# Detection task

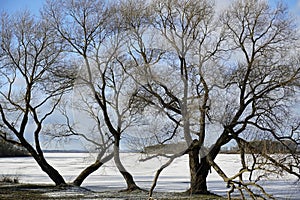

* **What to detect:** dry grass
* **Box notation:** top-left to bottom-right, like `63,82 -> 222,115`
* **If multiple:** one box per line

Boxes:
0,175 -> 19,184
0,183 -> 228,200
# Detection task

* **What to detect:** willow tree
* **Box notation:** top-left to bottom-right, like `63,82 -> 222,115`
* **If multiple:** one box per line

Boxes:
0,11 -> 74,185
44,0 -> 140,190
123,0 -> 225,194
124,0 -> 300,196
213,1 -> 300,197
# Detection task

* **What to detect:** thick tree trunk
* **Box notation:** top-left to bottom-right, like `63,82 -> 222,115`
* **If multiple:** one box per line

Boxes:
73,152 -> 114,186
187,132 -> 232,194
114,139 -> 140,191
34,155 -> 66,186
188,147 -> 211,194
20,137 -> 66,186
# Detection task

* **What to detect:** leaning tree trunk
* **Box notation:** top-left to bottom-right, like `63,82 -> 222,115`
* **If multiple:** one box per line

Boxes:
33,154 -> 66,186
113,138 -> 140,191
73,152 -> 114,186
21,139 -> 66,186
17,136 -> 66,186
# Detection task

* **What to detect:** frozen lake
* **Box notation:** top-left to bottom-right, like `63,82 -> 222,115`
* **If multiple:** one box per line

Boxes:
0,153 -> 299,199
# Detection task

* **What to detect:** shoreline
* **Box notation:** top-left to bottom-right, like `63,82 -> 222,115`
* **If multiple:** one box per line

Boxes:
0,183 -> 228,200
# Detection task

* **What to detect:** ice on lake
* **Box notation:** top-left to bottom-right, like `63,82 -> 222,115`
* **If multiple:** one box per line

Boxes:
0,153 -> 299,199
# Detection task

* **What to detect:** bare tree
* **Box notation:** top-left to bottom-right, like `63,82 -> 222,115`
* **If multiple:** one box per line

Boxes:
0,11 -> 75,185
208,1 -> 300,198
45,93 -> 114,187
122,0 -> 300,196
1,0 -> 298,197
123,0 -> 225,194
44,0 -> 141,190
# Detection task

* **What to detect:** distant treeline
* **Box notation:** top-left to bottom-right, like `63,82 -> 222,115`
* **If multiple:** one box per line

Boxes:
0,139 -> 29,157
245,140 -> 299,154
144,140 -> 299,155
143,142 -> 187,154
222,140 -> 299,154
43,150 -> 89,153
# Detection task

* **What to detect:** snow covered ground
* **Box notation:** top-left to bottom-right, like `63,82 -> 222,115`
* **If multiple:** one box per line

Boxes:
0,153 -> 299,199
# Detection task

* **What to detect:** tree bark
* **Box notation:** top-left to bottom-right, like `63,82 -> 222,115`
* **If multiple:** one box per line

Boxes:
114,139 -> 140,191
17,136 -> 66,186
34,155 -> 66,186
187,134 -> 231,195
73,152 -> 114,186
187,131 -> 233,194
188,145 -> 211,194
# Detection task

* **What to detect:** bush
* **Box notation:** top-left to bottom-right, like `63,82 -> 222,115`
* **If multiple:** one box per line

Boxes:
0,175 -> 19,184
0,139 -> 29,157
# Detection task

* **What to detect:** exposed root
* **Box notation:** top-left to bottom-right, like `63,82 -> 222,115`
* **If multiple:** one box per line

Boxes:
184,189 -> 220,196
119,186 -> 147,192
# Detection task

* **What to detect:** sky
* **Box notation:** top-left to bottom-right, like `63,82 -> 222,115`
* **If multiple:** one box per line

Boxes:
0,0 -> 44,16
1,0 -> 300,15
1,0 -> 300,21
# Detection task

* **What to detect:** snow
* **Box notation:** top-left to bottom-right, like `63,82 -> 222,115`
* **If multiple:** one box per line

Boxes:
0,153 -> 299,199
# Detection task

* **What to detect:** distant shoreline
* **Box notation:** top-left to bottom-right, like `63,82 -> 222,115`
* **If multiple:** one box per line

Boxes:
43,150 -> 90,153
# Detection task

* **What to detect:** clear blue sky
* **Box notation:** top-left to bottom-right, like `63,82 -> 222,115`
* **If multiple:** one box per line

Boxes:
1,0 -> 300,16
0,0 -> 44,16
281,0 -> 300,15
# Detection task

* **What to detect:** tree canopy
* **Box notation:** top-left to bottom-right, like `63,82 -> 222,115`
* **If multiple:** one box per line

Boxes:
0,0 -> 299,199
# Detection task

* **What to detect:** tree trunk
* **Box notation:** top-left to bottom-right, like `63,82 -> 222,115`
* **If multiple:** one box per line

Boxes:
20,137 -> 66,186
73,152 -> 114,186
34,155 -> 66,186
114,139 -> 140,191
187,132 -> 232,194
188,146 -> 211,194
